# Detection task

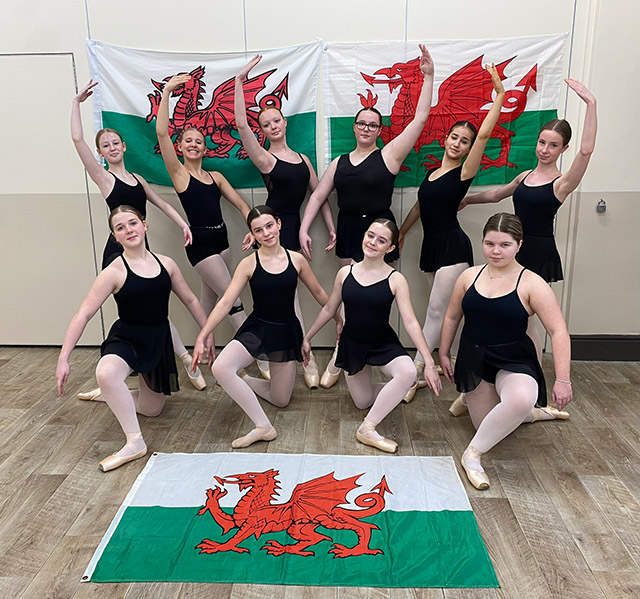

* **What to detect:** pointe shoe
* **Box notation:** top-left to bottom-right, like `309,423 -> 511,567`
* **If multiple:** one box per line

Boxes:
99,447 -> 147,472
257,361 -> 271,381
232,426 -> 277,449
531,406 -> 570,422
402,382 -> 418,404
179,352 -> 207,391
303,363 -> 320,389
320,367 -> 341,389
461,445 -> 490,490
77,387 -> 102,401
449,394 -> 468,417
356,419 -> 398,453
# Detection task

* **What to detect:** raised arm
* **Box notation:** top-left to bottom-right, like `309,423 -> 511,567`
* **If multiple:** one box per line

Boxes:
556,79 -> 597,201
439,269 -> 472,382
391,273 -> 441,395
398,200 -> 421,253
136,175 -> 192,246
526,275 -> 572,410
299,157 -> 339,260
56,269 -> 120,395
156,75 -> 191,189
461,64 -> 506,180
234,55 -> 275,173
381,44 -> 434,172
71,80 -> 113,194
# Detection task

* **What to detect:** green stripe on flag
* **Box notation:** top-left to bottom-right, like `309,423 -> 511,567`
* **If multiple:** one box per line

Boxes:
102,112 -> 317,189
329,109 -> 557,187
90,506 -> 498,588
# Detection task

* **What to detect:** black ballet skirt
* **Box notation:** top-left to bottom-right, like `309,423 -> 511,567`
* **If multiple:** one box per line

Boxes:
101,254 -> 178,395
336,266 -> 408,375
233,249 -> 304,362
454,266 -> 547,406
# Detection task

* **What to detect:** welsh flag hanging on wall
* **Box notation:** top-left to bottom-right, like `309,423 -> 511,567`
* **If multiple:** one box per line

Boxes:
86,40 -> 323,188
83,453 -> 498,588
323,34 -> 568,186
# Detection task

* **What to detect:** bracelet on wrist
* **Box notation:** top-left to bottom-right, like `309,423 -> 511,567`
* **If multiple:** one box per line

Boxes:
555,379 -> 572,385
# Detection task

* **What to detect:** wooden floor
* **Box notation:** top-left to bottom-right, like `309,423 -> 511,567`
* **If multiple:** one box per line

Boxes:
0,346 -> 638,599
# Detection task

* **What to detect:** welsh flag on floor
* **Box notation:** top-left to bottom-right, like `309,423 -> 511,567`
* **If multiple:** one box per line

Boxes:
83,453 -> 498,588
323,34 -> 567,186
86,40 -> 322,188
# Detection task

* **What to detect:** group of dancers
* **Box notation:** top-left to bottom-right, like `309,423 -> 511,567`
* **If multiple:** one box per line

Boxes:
55,46 -> 597,491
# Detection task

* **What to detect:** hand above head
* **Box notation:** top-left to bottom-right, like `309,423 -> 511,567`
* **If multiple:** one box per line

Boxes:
565,78 -> 596,105
75,80 -> 99,103
237,55 -> 262,80
485,63 -> 505,95
418,44 -> 434,77
165,74 -> 191,94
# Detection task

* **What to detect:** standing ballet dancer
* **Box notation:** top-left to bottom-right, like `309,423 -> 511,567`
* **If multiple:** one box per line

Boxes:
56,206 -> 214,471
156,74 -> 270,379
234,55 -> 335,388
440,213 -> 571,489
302,219 -> 442,453
71,80 -> 207,394
192,206 -> 340,449
298,44 -> 435,388
398,64 -> 505,398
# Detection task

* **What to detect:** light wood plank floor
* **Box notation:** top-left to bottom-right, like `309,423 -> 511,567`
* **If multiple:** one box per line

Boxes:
0,347 -> 638,599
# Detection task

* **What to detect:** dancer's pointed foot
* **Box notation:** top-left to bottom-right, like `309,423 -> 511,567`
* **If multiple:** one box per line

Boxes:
303,354 -> 320,389
356,418 -> 397,453
99,433 -> 147,472
461,445 -> 490,490
320,347 -> 341,388
77,387 -> 103,401
402,382 -> 418,404
530,406 -> 570,422
232,426 -> 277,449
179,351 -> 207,390
449,394 -> 468,416
257,360 -> 271,381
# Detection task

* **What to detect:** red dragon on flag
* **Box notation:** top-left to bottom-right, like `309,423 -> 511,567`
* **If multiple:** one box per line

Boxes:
359,55 -> 538,171
146,65 -> 289,159
196,469 -> 391,557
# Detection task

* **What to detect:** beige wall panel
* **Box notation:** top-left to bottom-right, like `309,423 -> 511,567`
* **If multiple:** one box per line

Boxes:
567,191 -> 640,335
0,194 -> 102,344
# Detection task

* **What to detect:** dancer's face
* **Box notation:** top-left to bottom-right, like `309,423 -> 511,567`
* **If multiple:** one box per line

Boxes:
97,132 -> 126,163
259,109 -> 287,141
482,230 -> 521,266
536,130 -> 567,165
179,129 -> 206,159
250,214 -> 281,247
362,222 -> 395,258
111,211 -> 147,247
353,110 -> 381,146
444,126 -> 473,160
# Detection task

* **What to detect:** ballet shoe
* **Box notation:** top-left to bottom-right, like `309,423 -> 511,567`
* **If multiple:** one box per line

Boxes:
77,387 -> 102,401
303,363 -> 320,390
99,447 -> 147,472
531,406 -> 570,422
232,426 -> 277,449
461,445 -> 490,490
257,361 -> 271,381
179,352 -> 207,391
449,394 -> 468,417
402,382 -> 418,404
356,419 -> 398,453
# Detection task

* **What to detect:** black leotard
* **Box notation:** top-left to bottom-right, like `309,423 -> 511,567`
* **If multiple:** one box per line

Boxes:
262,154 -> 310,251
512,172 -> 563,282
100,254 -> 178,395
335,266 -> 408,375
418,165 -> 474,272
454,265 -> 546,406
102,173 -> 149,268
233,249 -> 303,362
177,173 -> 229,267
334,150 -> 399,262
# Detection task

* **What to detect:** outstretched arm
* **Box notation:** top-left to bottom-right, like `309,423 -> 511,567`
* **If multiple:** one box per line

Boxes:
556,79 -> 597,201
382,44 -> 434,172
461,64 -> 506,180
392,273 -> 441,395
136,176 -> 192,246
156,75 -> 191,189
212,172 -> 251,222
299,157 -> 339,260
56,269 -> 119,395
71,80 -> 114,194
234,55 -> 276,173
459,173 -> 524,209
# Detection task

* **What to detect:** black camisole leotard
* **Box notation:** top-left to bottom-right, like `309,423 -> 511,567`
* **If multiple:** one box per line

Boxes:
100,253 -> 178,395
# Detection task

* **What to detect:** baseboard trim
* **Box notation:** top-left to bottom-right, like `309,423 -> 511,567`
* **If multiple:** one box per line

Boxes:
570,335 -> 640,361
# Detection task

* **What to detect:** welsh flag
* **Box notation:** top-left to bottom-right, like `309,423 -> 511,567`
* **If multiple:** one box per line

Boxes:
323,34 -> 568,186
86,40 -> 323,188
83,453 -> 498,588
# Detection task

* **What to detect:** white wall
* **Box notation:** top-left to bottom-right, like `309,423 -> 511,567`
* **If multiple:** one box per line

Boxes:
1,0 -> 638,346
